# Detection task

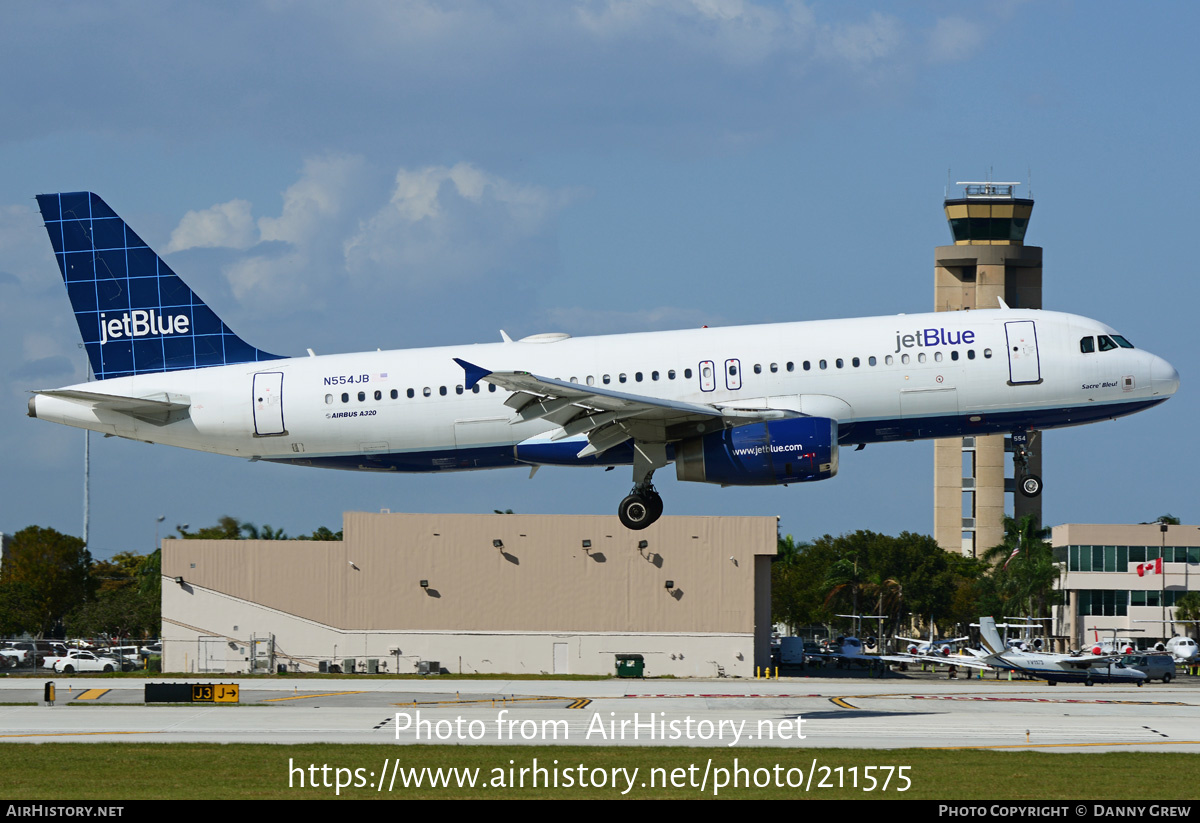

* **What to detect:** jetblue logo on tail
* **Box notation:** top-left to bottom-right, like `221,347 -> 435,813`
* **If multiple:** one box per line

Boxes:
99,311 -> 191,345
37,192 -> 282,379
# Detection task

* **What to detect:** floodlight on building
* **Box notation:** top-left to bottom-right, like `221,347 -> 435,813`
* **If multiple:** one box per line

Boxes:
173,576 -> 184,585
581,539 -> 591,549
493,539 -> 504,549
665,580 -> 675,591
638,540 -> 648,550
419,580 -> 429,588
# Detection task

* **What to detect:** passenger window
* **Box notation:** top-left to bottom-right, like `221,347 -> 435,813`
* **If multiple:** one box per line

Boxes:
472,385 -> 480,393
423,387 -> 431,397
803,361 -> 811,371
951,351 -> 959,361
586,375 -> 595,386
819,360 -> 827,370
852,357 -> 860,368
635,372 -> 643,382
868,356 -> 877,366
603,374 -> 611,384
753,364 -> 762,374
651,371 -> 659,381
684,368 -> 693,378
357,391 -> 366,402
728,364 -> 737,376
439,386 -> 447,396
917,353 -> 926,363
456,385 -> 464,394
901,354 -> 910,364
407,388 -> 415,398
341,393 -> 350,403
668,370 -> 676,380
934,352 -> 943,362
619,373 -> 627,383
488,384 -> 496,392
836,358 -> 844,369
885,355 -> 893,365
1080,336 -> 1095,354
390,389 -> 398,399
786,362 -> 794,372
967,350 -> 976,360
770,363 -> 778,373
983,348 -> 992,358
325,394 -> 333,404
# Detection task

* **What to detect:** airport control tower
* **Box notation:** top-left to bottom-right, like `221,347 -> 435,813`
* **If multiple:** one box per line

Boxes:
934,182 -> 1043,556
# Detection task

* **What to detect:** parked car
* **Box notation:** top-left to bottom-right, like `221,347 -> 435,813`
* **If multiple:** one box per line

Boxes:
1123,653 -> 1176,683
45,650 -> 122,673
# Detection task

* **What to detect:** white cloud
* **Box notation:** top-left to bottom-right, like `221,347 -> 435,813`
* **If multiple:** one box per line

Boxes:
925,17 -> 984,64
344,163 -> 577,289
166,199 -> 257,253
258,155 -> 367,246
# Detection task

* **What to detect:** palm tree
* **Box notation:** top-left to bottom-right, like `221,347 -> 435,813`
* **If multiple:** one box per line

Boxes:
981,515 -> 1062,619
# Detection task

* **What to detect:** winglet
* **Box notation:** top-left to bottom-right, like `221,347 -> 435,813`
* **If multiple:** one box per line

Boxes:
454,358 -> 491,390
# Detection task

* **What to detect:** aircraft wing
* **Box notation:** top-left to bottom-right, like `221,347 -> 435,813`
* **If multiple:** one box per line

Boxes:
31,389 -> 191,426
454,358 -> 799,457
1058,654 -> 1123,670
881,653 -> 994,671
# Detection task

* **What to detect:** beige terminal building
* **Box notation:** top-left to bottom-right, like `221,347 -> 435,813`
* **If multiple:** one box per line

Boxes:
162,512 -> 777,677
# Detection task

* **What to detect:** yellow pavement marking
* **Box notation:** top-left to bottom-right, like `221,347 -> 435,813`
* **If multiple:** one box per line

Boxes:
0,731 -> 163,739
568,698 -> 592,709
925,740 -> 1200,750
261,691 -> 367,702
73,689 -> 110,701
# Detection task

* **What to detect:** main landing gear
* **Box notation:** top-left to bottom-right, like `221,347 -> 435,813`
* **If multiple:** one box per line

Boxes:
618,442 -> 669,530
1012,430 -> 1042,498
618,485 -> 663,531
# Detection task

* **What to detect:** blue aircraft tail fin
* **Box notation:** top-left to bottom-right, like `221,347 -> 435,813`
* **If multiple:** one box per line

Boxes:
36,192 -> 283,380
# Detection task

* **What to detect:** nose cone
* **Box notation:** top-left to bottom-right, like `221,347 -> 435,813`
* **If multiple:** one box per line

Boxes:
1151,355 -> 1180,397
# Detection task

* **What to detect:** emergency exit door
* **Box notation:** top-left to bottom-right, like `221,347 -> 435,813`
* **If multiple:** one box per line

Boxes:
1004,321 -> 1042,385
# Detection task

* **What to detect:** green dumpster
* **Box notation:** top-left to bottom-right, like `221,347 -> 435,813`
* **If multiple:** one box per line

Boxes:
615,654 -> 645,678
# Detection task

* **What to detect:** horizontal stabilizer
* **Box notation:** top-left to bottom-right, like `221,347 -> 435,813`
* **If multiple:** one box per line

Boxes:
32,388 -> 191,426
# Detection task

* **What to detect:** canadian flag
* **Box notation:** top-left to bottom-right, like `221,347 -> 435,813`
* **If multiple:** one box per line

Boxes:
1136,557 -> 1163,577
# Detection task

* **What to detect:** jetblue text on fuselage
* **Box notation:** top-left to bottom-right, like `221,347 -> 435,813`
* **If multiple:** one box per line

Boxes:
894,327 -> 976,354
98,310 -> 190,345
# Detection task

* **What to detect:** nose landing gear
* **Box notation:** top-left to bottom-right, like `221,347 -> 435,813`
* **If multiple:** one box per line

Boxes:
1012,430 -> 1042,498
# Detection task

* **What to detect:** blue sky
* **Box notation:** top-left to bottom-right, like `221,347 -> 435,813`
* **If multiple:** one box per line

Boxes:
1,1 -> 1196,558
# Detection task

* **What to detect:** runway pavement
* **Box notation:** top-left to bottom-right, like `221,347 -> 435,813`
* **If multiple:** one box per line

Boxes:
1,672 -> 1197,751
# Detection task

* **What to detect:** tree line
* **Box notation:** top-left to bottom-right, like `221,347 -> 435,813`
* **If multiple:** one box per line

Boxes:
0,518 -> 343,640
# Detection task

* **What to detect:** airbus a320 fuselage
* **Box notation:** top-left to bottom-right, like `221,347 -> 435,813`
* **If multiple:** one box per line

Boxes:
27,193 -> 1179,529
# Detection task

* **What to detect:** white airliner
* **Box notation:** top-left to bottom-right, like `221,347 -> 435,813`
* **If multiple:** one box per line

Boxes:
27,193 -> 1180,529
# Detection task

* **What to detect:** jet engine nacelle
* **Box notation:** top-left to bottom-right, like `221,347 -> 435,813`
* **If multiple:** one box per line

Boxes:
674,416 -> 838,486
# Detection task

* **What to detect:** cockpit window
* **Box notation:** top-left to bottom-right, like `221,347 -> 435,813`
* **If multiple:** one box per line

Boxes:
1097,335 -> 1118,352
1112,334 -> 1134,349
1080,336 -> 1095,353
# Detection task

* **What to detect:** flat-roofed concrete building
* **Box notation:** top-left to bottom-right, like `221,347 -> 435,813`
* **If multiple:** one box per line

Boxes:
162,512 -> 778,677
1052,522 -> 1199,647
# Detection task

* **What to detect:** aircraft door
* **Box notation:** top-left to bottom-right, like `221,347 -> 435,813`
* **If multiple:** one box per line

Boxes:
725,358 -> 742,391
1004,321 -> 1042,385
252,371 -> 286,436
699,360 -> 716,392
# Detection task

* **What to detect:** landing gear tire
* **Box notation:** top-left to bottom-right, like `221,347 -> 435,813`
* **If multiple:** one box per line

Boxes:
645,489 -> 664,522
619,493 -> 656,530
1019,474 -> 1042,498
